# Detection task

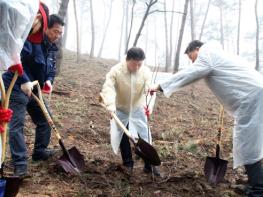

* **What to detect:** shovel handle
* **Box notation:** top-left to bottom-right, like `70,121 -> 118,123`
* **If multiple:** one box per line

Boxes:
99,94 -> 134,142
110,112 -> 133,140
31,81 -> 62,141
0,71 -> 18,165
215,105 -> 224,159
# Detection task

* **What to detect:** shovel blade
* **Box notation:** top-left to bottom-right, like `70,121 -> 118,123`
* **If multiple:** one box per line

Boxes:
204,156 -> 228,184
2,176 -> 21,197
135,138 -> 161,166
57,146 -> 85,175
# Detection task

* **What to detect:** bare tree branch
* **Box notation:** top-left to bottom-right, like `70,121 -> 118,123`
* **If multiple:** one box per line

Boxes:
148,9 -> 186,15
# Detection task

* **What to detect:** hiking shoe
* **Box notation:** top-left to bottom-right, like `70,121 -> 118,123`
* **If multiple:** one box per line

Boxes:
32,149 -> 55,161
14,165 -> 28,178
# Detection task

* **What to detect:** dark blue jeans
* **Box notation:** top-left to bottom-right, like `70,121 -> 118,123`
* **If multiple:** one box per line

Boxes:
8,90 -> 51,167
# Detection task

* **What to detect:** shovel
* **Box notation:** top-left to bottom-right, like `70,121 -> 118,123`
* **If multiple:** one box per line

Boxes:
100,95 -> 161,166
0,71 -> 22,197
204,106 -> 228,185
31,81 -> 85,175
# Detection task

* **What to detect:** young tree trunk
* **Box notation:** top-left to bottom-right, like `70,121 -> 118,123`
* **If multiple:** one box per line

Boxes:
97,0 -> 114,58
89,0 -> 95,58
73,0 -> 80,62
255,0 -> 259,70
56,0 -> 70,75
154,16 -> 158,69
125,0 -> 136,53
219,6 -> 224,49
190,0 -> 195,40
124,0 -> 130,53
199,0 -> 211,40
164,0 -> 170,71
133,0 -> 158,47
237,0 -> 241,55
144,20 -> 149,65
118,0 -> 126,60
169,0 -> 176,69
174,0 -> 190,73
62,15 -> 69,48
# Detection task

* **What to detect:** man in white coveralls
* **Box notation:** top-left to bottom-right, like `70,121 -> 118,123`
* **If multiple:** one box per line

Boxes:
151,40 -> 263,197
100,47 -> 160,177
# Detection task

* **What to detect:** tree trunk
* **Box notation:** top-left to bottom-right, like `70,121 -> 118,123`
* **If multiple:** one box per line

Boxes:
190,0 -> 195,40
199,0 -> 210,40
219,6 -> 224,49
174,0 -> 189,73
62,15 -> 69,48
255,0 -> 259,70
73,0 -> 80,62
237,0 -> 241,55
144,20 -> 149,65
89,0 -> 95,58
125,0 -> 136,53
133,0 -> 158,47
124,0 -> 130,53
118,0 -> 126,60
98,0 -> 114,58
169,0 -> 176,69
164,0 -> 169,71
56,0 -> 70,75
154,16 -> 158,69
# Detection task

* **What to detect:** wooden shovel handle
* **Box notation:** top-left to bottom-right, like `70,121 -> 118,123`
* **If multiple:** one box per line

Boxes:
99,94 -> 134,142
217,105 -> 224,144
0,71 -> 18,164
31,81 -> 62,140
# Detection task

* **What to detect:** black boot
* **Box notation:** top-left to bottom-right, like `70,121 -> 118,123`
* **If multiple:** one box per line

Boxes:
245,160 -> 263,197
144,163 -> 161,177
32,148 -> 54,161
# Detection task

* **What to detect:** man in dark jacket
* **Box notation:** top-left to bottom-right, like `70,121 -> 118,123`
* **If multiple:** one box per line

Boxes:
2,14 -> 64,177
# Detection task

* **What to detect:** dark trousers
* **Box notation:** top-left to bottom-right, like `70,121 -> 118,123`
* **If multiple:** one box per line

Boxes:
8,90 -> 51,166
245,160 -> 263,197
119,124 -> 150,169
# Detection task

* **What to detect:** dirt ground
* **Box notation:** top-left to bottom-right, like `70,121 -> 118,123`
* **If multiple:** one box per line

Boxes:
5,51 -> 248,196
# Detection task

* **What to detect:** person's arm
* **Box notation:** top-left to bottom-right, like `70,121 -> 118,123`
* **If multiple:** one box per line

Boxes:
42,46 -> 57,94
144,67 -> 156,115
16,41 -> 32,84
100,67 -> 117,112
45,46 -> 57,84
160,53 -> 212,97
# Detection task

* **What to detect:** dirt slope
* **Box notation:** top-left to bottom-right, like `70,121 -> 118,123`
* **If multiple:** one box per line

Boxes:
5,51 -> 246,196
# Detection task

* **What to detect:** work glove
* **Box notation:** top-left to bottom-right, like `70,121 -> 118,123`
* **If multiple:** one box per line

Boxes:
144,106 -> 150,118
8,63 -> 24,76
21,81 -> 33,97
0,107 -> 13,133
42,80 -> 52,94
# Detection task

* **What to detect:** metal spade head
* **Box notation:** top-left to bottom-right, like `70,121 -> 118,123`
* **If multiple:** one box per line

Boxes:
134,137 -> 161,166
204,144 -> 228,184
57,147 -> 85,175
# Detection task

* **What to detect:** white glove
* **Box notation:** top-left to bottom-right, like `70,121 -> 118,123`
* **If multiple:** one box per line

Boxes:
21,82 -> 33,97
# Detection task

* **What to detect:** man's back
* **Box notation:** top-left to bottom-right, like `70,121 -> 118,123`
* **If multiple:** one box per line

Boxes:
198,42 -> 263,114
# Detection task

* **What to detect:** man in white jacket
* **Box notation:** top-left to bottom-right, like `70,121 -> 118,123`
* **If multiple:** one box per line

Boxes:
101,47 -> 160,176
151,40 -> 263,196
